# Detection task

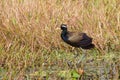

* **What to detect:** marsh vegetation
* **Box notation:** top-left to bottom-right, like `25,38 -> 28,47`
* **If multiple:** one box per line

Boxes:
0,0 -> 120,79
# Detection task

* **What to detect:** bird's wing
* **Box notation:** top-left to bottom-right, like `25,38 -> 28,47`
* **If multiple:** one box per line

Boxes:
67,32 -> 92,46
67,32 -> 84,43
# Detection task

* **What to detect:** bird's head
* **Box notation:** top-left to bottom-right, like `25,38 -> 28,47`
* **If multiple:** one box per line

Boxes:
60,24 -> 67,31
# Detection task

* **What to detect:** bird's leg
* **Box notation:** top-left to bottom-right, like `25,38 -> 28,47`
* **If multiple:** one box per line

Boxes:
67,48 -> 80,69
81,49 -> 87,60
74,49 -> 79,58
76,49 -> 87,68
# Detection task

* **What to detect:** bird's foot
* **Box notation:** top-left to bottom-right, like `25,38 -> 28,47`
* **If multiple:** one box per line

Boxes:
67,61 -> 74,69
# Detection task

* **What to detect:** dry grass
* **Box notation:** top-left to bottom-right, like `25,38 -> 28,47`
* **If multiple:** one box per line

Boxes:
0,0 -> 120,79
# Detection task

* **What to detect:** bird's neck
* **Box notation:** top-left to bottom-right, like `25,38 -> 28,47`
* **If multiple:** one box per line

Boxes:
62,30 -> 67,35
61,30 -> 68,41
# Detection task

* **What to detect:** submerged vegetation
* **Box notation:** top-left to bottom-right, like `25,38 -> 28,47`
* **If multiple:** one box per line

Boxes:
0,0 -> 120,79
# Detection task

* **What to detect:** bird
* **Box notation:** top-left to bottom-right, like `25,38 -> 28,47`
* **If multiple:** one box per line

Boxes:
60,24 -> 95,68
60,24 -> 95,49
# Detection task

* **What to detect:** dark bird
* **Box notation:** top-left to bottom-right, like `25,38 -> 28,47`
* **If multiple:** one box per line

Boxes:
60,24 -> 95,49
60,24 -> 95,68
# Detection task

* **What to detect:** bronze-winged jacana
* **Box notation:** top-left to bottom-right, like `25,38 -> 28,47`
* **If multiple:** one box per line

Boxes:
60,24 -> 94,49
60,24 -> 95,67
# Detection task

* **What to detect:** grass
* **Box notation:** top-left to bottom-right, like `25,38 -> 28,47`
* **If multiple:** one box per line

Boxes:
0,0 -> 120,79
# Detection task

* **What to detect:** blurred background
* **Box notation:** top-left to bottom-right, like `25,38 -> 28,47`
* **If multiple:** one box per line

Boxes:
0,0 -> 120,80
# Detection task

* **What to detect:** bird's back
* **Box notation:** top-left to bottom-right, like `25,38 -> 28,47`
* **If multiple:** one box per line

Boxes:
61,31 -> 94,49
